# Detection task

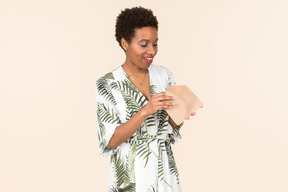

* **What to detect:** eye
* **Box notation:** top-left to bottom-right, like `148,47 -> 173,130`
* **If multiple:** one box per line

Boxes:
153,43 -> 158,47
140,44 -> 147,47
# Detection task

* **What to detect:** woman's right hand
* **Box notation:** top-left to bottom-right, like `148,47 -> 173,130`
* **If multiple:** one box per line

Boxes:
108,92 -> 174,149
141,92 -> 175,117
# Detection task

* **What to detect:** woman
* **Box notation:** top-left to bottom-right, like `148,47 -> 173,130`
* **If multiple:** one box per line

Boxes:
95,7 -> 196,192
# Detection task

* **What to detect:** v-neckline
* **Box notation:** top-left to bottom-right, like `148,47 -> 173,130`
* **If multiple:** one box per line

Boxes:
120,65 -> 152,102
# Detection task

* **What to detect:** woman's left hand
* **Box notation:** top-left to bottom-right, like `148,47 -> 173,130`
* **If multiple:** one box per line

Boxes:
186,106 -> 203,120
186,112 -> 196,120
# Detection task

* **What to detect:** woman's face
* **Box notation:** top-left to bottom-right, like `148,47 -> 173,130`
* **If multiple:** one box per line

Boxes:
123,26 -> 158,70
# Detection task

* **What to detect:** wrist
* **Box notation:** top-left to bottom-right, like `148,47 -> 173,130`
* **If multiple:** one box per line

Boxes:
139,108 -> 149,118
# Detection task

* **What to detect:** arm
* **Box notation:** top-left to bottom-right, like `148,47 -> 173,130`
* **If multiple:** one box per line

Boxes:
169,111 -> 197,130
169,116 -> 178,129
108,108 -> 147,149
108,92 -> 175,149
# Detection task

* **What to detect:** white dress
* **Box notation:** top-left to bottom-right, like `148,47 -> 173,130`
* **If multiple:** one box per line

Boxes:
95,64 -> 183,192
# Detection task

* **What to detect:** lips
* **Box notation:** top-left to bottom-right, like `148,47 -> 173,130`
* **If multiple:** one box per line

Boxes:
143,57 -> 153,64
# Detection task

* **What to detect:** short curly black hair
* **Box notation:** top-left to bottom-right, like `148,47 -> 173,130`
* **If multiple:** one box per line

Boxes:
115,6 -> 158,49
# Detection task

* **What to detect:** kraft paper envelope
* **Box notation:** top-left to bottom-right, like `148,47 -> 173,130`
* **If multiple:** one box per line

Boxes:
165,85 -> 203,125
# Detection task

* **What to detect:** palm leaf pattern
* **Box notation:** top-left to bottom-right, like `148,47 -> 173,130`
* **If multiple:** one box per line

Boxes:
147,185 -> 157,192
96,73 -> 117,106
95,65 -> 182,191
167,144 -> 180,184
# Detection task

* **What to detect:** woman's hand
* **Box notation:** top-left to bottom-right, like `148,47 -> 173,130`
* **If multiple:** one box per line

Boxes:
186,112 -> 196,120
109,93 -> 174,149
185,106 -> 203,120
141,92 -> 175,117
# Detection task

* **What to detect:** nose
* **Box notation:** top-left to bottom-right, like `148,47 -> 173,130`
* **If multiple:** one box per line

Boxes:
146,45 -> 157,56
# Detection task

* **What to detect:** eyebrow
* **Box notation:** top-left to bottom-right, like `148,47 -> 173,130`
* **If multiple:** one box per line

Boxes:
139,38 -> 159,42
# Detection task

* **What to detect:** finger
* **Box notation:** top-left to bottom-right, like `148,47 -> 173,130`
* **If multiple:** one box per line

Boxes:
191,112 -> 196,116
155,102 -> 176,110
154,105 -> 170,111
152,93 -> 171,98
155,96 -> 175,102
152,92 -> 175,101
162,105 -> 172,109
153,92 -> 166,97
154,101 -> 175,107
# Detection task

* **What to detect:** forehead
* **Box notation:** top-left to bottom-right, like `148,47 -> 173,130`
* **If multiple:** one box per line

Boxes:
133,27 -> 158,41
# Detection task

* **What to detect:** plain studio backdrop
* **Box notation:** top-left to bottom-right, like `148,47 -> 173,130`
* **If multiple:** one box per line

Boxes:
0,0 -> 287,191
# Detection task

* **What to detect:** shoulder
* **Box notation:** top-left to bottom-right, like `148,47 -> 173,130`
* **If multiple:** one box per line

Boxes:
96,67 -> 120,82
95,67 -> 121,101
95,73 -> 113,95
149,64 -> 173,76
96,66 -> 122,87
149,64 -> 176,86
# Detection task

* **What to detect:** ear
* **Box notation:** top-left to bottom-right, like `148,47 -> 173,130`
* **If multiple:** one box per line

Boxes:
121,38 -> 128,51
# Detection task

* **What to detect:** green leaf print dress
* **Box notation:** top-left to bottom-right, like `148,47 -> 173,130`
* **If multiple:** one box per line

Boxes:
95,64 -> 183,192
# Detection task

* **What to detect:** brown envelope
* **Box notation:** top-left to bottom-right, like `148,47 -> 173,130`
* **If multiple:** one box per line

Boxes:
165,85 -> 203,125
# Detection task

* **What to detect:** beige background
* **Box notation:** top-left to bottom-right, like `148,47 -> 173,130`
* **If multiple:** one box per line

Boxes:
1,0 -> 288,191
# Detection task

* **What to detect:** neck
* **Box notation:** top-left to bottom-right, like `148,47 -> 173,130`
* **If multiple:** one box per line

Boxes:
122,61 -> 147,75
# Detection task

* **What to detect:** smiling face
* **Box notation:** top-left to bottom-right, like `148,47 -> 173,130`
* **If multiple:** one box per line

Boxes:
122,26 -> 158,70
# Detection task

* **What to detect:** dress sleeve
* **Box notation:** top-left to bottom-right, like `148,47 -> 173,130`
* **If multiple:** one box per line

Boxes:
95,77 -> 121,156
166,68 -> 183,144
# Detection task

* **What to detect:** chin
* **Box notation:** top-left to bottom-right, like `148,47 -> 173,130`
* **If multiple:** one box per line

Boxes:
143,62 -> 151,69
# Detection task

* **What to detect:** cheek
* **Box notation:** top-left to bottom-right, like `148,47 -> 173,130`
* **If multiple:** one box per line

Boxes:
155,47 -> 158,54
130,45 -> 144,58
134,49 -> 145,58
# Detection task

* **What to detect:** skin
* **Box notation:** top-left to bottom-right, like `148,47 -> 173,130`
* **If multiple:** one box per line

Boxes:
108,26 -> 199,149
